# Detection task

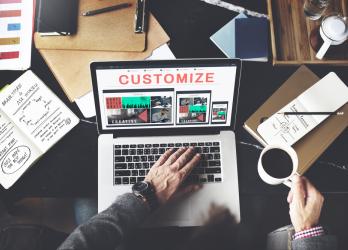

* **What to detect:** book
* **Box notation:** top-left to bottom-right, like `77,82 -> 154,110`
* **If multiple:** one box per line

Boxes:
244,66 -> 348,175
34,0 -> 146,52
36,0 -> 78,36
257,72 -> 348,145
210,13 -> 247,58
36,14 -> 170,102
0,71 -> 79,189
235,17 -> 268,61
0,0 -> 34,70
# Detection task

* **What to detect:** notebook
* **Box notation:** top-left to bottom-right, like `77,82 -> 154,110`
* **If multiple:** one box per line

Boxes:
244,66 -> 348,175
210,13 -> 247,58
34,0 -> 146,52
0,71 -> 79,189
36,0 -> 78,36
235,17 -> 268,61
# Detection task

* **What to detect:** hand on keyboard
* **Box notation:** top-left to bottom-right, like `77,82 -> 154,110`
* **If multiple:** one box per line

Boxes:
145,147 -> 201,205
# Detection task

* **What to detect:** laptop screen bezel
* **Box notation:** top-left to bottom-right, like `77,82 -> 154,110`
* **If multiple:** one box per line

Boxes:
90,58 -> 241,137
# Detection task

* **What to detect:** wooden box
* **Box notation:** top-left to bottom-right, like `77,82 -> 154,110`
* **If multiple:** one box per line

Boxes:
267,0 -> 348,65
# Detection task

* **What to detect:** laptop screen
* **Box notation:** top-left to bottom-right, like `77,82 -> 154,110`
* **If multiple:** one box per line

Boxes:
91,59 -> 240,132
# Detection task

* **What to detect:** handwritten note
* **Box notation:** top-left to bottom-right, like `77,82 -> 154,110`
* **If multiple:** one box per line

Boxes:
0,70 -> 79,189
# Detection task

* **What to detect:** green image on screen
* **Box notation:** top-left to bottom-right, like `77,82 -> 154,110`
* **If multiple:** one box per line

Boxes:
122,96 -> 150,109
189,105 -> 207,113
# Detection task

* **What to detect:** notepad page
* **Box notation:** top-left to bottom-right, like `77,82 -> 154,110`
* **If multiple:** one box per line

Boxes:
0,71 -> 79,152
257,72 -> 348,146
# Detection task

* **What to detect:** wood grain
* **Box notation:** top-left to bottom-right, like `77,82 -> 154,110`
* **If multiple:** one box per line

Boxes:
268,0 -> 348,65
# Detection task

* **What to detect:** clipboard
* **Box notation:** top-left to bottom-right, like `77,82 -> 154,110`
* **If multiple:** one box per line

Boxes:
34,0 -> 146,52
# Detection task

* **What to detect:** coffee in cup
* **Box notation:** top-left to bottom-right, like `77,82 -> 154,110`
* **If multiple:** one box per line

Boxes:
258,144 -> 298,187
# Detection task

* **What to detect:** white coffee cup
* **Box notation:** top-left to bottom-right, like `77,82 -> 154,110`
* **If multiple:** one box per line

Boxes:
258,144 -> 299,187
316,14 -> 348,59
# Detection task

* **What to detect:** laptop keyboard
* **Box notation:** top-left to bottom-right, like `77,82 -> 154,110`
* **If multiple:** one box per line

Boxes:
113,142 -> 222,185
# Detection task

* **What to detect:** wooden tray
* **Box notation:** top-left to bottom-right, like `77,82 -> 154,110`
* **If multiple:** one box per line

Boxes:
267,0 -> 348,65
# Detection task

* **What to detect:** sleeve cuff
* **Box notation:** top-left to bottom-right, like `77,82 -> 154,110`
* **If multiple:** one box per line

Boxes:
292,226 -> 325,240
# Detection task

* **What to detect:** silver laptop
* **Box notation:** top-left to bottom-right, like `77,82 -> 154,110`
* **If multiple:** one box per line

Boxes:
91,59 -> 241,227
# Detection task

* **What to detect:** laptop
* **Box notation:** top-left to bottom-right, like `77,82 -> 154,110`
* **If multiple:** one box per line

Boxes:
91,59 -> 241,227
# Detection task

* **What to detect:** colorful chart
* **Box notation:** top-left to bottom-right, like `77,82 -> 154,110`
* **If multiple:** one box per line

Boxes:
0,0 -> 33,70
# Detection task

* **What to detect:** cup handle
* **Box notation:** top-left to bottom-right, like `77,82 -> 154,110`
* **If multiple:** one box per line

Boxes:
283,173 -> 300,188
316,40 -> 332,59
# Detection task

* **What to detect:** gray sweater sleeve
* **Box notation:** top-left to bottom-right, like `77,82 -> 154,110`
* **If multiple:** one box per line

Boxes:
58,193 -> 150,250
292,235 -> 338,250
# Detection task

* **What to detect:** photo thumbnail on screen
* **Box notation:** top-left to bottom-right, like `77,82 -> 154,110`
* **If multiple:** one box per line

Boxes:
177,91 -> 210,124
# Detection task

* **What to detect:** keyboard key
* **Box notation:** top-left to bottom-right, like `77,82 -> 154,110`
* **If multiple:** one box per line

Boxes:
203,147 -> 209,153
150,162 -> 155,167
135,163 -> 142,169
145,144 -> 152,148
114,150 -> 121,155
210,147 -> 220,153
130,177 -> 137,184
214,154 -> 220,159
122,149 -> 129,155
207,175 -> 214,182
137,149 -> 143,155
115,156 -> 125,162
159,148 -> 165,154
205,142 -> 212,146
137,144 -> 144,148
205,168 -> 221,174
137,177 -> 145,182
146,170 -> 150,175
129,149 -> 136,155
160,144 -> 167,147
130,144 -> 137,148
141,156 -> 147,162
198,142 -> 204,146
168,143 -> 174,147
151,148 -> 158,154
209,160 -> 221,167
143,163 -> 149,169
190,142 -> 197,146
128,163 -> 134,169
200,161 -> 208,167
132,170 -> 138,176
183,143 -> 189,146
144,149 -> 151,154
139,170 -> 146,176
115,170 -> 130,176
122,145 -> 129,148
114,178 -> 121,185
114,145 -> 121,148
155,155 -> 160,160
213,142 -> 220,146
122,177 -> 129,184
215,178 -> 222,182
148,155 -> 154,161
196,148 -> 202,153
152,144 -> 159,147
133,156 -> 140,162
126,156 -> 132,162
115,163 -> 127,169
175,143 -> 182,147
206,154 -> 213,160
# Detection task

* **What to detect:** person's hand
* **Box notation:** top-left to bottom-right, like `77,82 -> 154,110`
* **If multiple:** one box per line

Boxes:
145,147 -> 201,205
287,175 -> 324,232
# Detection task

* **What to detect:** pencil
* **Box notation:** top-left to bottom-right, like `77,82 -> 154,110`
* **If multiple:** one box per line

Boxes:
82,3 -> 132,16
277,111 -> 344,116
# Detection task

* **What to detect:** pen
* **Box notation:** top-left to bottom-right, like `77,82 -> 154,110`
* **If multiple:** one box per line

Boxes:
82,3 -> 132,17
277,111 -> 344,115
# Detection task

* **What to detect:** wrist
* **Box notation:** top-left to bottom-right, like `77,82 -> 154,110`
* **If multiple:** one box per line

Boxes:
132,181 -> 159,212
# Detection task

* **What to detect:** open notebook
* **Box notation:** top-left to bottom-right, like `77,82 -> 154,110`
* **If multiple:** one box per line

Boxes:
0,71 -> 79,189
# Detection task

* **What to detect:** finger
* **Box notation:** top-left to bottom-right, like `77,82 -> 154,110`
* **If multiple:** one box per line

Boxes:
287,190 -> 293,203
165,147 -> 187,165
303,177 -> 324,207
171,147 -> 195,171
178,153 -> 201,180
302,176 -> 319,196
172,184 -> 202,200
152,148 -> 174,168
290,175 -> 306,206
